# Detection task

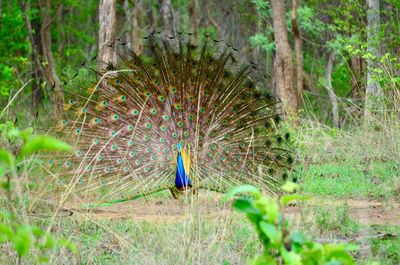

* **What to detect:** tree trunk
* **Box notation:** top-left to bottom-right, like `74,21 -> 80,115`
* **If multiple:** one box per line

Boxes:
31,8 -> 44,115
325,51 -> 339,127
122,0 -> 132,49
291,0 -> 303,106
187,0 -> 200,42
98,0 -> 117,71
131,0 -> 143,54
20,0 -> 46,116
21,0 -> 63,117
365,0 -> 383,119
146,1 -> 156,33
270,0 -> 298,116
348,56 -> 363,98
121,0 -> 143,55
159,0 -> 178,50
40,0 -> 64,119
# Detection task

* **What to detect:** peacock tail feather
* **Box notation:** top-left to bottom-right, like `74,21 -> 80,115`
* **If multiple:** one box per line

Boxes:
36,33 -> 293,205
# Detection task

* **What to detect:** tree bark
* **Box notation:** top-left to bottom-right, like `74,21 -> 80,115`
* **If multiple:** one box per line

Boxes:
291,0 -> 303,106
187,0 -> 200,42
40,0 -> 64,119
365,0 -> 383,119
270,0 -> 298,116
98,0 -> 117,71
121,0 -> 143,54
20,0 -> 63,117
348,56 -> 363,98
31,6 -> 44,115
131,0 -> 143,54
325,51 -> 339,127
146,1 -> 156,33
20,0 -> 45,116
159,0 -> 178,50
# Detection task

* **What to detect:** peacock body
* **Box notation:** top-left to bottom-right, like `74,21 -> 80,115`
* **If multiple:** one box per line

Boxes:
41,33 -> 293,205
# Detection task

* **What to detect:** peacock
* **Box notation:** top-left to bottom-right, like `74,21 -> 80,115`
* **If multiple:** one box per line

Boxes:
38,32 -> 293,206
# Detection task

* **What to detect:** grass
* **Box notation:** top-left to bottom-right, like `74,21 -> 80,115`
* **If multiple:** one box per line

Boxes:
0,199 -> 261,264
298,161 -> 398,198
69,216 -> 259,265
292,121 -> 400,264
1,119 -> 400,264
313,204 -> 360,237
294,121 -> 400,199
368,225 -> 400,265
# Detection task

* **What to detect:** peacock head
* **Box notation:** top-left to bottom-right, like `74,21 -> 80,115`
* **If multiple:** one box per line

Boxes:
177,143 -> 182,153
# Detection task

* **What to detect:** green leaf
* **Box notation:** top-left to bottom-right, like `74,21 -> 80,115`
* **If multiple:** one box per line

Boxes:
1,181 -> 10,191
290,232 -> 307,245
19,127 -> 34,142
21,135 -> 72,156
42,234 -> 55,249
14,225 -> 32,257
324,244 -> 355,264
345,243 -> 359,252
254,197 -> 280,223
280,194 -> 311,206
325,261 -> 342,265
222,185 -> 261,202
30,225 -> 44,237
281,246 -> 302,265
6,128 -> 21,141
259,221 -> 280,245
246,212 -> 262,224
0,223 -> 14,242
0,149 -> 15,168
248,255 -> 277,265
0,166 -> 5,178
281,181 -> 299,193
232,198 -> 259,214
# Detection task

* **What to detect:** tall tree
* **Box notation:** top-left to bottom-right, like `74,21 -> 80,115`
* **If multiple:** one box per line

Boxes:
98,0 -> 117,70
325,50 -> 339,127
20,0 -> 45,116
131,0 -> 143,54
122,0 -> 143,55
159,0 -> 178,50
20,0 -> 63,118
40,0 -> 64,118
270,0 -> 298,116
291,0 -> 303,105
365,0 -> 383,119
187,0 -> 200,42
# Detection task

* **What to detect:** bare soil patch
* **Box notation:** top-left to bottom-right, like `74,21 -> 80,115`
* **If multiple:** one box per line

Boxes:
61,193 -> 400,226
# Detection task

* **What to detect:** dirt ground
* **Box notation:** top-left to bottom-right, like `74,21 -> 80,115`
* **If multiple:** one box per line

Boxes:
62,192 -> 400,226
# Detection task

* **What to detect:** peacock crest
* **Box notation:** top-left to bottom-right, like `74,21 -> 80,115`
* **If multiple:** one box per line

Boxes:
40,33 -> 293,205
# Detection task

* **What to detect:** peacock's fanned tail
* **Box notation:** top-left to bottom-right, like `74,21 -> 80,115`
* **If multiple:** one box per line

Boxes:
38,34 -> 293,204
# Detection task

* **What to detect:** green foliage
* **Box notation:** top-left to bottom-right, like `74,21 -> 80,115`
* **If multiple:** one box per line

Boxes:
0,122 -> 75,263
224,183 -> 356,265
0,1 -> 29,99
296,6 -> 325,36
250,33 -> 275,53
0,212 -> 76,262
20,135 -> 72,156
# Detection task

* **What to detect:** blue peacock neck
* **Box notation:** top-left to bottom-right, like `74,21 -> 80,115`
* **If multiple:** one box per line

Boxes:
175,144 -> 191,189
